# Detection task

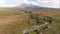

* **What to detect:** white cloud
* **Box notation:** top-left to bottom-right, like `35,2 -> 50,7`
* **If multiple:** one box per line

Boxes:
0,0 -> 22,7
0,0 -> 59,8
21,0 -> 59,8
37,0 -> 59,8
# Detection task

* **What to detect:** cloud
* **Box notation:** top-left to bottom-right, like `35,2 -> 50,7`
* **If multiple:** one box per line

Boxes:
21,0 -> 59,8
25,0 -> 59,8
37,0 -> 59,8
0,0 -> 59,8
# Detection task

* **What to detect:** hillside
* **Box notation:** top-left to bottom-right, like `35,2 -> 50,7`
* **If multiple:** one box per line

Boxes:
0,8 -> 60,34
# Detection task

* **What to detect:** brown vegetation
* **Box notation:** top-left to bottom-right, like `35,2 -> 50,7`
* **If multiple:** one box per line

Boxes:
0,9 -> 60,34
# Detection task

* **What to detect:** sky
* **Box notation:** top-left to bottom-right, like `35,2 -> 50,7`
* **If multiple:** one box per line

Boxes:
0,0 -> 59,8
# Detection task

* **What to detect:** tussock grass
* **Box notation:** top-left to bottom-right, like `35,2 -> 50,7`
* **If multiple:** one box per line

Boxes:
0,9 -> 60,34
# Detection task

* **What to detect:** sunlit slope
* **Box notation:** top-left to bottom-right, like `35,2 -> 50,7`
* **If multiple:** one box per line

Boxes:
0,9 -> 60,34
0,9 -> 26,25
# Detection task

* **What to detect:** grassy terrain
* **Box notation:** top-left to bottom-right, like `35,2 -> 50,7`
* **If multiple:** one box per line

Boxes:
0,9 -> 60,34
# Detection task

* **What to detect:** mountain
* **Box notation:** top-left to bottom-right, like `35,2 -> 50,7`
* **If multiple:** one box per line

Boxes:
20,4 -> 42,9
14,4 -> 58,9
14,4 -> 46,9
2,3 -> 59,10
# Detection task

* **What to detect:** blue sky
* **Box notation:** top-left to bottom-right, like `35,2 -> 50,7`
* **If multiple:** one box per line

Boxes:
0,0 -> 59,8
